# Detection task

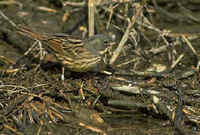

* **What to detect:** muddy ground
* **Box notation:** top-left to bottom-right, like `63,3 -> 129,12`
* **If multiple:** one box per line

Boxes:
0,0 -> 200,135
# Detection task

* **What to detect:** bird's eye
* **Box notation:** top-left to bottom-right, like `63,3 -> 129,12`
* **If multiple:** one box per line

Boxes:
103,39 -> 109,43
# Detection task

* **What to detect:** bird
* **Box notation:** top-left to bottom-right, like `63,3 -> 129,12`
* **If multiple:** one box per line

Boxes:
16,25 -> 114,75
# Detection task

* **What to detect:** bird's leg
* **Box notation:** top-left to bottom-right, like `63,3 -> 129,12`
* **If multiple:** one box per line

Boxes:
61,66 -> 65,83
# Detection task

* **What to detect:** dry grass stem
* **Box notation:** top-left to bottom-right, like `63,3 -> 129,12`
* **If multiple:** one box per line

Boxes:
171,53 -> 184,70
109,4 -> 143,65
0,10 -> 17,27
88,0 -> 95,37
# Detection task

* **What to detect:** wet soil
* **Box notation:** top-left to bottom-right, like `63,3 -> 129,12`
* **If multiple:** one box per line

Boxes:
0,0 -> 200,135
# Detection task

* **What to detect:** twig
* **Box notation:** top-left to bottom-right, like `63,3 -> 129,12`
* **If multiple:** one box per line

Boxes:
109,4 -> 143,65
24,40 -> 39,56
0,10 -> 17,27
0,0 -> 23,8
174,88 -> 186,135
171,53 -> 184,70
177,2 -> 200,23
63,1 -> 86,7
182,35 -> 197,56
88,0 -> 95,37
106,4 -> 118,30
182,35 -> 200,69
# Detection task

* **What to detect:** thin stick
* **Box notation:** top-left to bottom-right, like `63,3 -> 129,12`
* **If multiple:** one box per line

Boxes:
109,5 -> 143,65
88,0 -> 94,37
106,4 -> 118,29
0,10 -> 17,27
80,82 -> 85,100
182,35 -> 200,70
182,35 -> 197,56
171,53 -> 184,70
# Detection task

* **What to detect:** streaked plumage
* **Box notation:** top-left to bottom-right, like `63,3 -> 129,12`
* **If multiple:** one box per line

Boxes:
17,25 -> 113,72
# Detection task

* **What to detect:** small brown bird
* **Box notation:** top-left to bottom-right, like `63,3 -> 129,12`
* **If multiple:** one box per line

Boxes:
17,25 -> 114,73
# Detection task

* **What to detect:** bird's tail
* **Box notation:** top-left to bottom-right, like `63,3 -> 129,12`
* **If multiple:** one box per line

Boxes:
16,25 -> 44,41
0,10 -> 43,41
